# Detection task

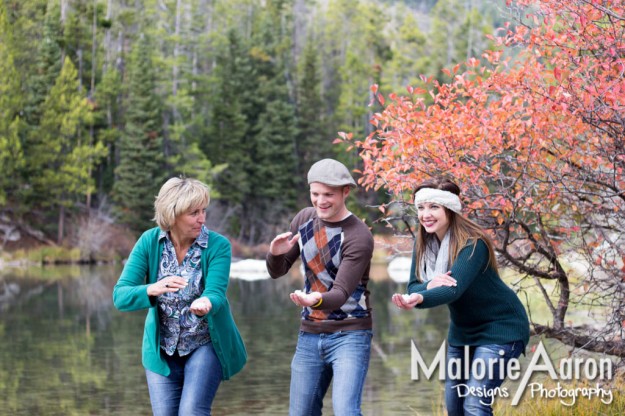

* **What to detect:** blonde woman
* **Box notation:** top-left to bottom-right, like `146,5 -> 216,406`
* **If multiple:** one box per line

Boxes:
113,177 -> 246,416
392,177 -> 529,416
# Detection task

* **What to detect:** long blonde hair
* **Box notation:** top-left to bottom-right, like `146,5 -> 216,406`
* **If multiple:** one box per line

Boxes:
413,177 -> 498,282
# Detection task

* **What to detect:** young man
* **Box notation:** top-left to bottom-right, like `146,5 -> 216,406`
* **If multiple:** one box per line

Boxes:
266,158 -> 374,416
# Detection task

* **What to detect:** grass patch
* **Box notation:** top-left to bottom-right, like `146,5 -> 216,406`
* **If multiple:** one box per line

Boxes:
6,245 -> 121,265
24,246 -> 82,264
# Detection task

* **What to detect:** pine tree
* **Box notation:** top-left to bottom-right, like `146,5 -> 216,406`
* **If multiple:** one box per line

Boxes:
381,9 -> 429,93
20,2 -> 65,213
334,1 -> 391,138
112,34 -> 165,232
0,3 -> 25,206
249,1 -> 301,215
5,0 -> 49,83
24,1 -> 63,125
206,29 -> 254,206
428,0 -> 466,83
295,38 -> 330,181
153,0 -> 226,191
454,7 -> 494,65
232,1 -> 299,241
62,0 -> 102,92
93,67 -> 122,195
30,57 -> 106,242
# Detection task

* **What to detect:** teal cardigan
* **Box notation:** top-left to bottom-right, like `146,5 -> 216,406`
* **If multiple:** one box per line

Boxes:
113,227 -> 247,380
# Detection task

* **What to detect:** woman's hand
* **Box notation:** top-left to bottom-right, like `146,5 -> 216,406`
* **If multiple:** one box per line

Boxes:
391,293 -> 423,309
146,276 -> 188,297
426,271 -> 457,290
190,297 -> 212,316
289,290 -> 322,307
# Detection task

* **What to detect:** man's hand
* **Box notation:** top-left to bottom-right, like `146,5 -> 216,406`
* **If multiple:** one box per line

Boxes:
290,290 -> 322,307
269,232 -> 300,255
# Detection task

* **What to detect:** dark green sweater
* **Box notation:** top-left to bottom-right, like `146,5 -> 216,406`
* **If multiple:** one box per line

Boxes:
408,239 -> 530,348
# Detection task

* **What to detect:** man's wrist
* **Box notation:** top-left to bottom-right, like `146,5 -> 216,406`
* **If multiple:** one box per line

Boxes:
311,297 -> 323,308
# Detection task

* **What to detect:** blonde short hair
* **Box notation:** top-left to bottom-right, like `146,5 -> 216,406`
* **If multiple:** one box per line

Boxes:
153,177 -> 210,231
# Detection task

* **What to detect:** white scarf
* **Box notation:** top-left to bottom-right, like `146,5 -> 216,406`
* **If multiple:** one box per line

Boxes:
421,230 -> 451,282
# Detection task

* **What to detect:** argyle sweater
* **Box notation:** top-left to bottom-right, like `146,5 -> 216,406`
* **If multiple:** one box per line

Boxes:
266,207 -> 374,333
408,239 -> 530,348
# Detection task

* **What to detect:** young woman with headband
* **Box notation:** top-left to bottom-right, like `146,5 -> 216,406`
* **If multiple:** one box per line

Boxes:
392,177 -> 529,416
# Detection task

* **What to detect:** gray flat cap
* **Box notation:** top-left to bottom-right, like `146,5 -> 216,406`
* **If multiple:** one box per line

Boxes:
307,159 -> 357,188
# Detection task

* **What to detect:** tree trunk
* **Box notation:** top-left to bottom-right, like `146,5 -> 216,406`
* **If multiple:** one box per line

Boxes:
91,0 -> 97,94
77,48 -> 83,91
86,0 -> 98,216
60,0 -> 67,23
57,204 -> 65,244
465,0 -> 473,60
104,0 -> 112,69
292,0 -> 307,67
173,0 -> 181,102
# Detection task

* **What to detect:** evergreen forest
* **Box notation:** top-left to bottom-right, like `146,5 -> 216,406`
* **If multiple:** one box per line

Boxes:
0,0 -> 506,248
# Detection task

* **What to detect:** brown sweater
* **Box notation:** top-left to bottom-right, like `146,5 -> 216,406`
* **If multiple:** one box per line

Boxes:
266,207 -> 374,333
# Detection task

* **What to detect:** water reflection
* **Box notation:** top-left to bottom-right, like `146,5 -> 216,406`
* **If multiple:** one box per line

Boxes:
0,264 -> 452,415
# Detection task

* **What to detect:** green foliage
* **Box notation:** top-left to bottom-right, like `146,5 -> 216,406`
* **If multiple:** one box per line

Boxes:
206,29 -> 254,206
24,245 -> 82,264
427,0 -> 494,84
0,3 -> 25,206
2,0 -> 500,244
381,9 -> 429,93
24,2 -> 63,125
4,0 -> 48,90
92,68 -> 123,194
207,4 -> 300,241
245,0 -> 299,218
295,38 -> 332,183
251,95 -> 299,207
321,0 -> 392,138
29,57 -> 106,211
19,1 -> 64,214
112,34 -> 164,232
147,0 -> 227,194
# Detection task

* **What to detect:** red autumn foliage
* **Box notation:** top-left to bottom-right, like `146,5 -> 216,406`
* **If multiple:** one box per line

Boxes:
340,0 -> 625,356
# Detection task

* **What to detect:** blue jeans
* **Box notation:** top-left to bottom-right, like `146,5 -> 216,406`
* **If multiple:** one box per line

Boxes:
445,341 -> 523,416
289,329 -> 373,416
145,343 -> 223,416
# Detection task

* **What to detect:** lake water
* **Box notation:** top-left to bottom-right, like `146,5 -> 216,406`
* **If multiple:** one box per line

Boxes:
0,263 -> 587,415
0,262 -> 454,415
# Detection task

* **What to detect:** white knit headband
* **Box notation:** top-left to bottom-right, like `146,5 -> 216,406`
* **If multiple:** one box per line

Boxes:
413,188 -> 462,213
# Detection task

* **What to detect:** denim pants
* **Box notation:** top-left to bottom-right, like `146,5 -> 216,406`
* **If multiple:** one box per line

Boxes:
289,329 -> 373,416
145,343 -> 223,416
445,341 -> 523,416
